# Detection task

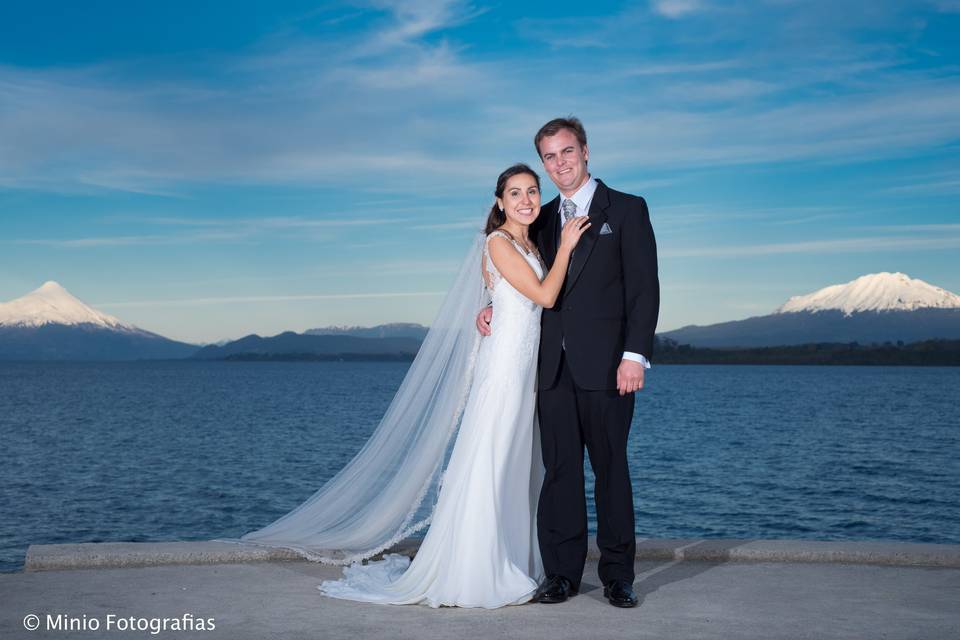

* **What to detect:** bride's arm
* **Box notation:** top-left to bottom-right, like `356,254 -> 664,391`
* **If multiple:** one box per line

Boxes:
487,218 -> 590,308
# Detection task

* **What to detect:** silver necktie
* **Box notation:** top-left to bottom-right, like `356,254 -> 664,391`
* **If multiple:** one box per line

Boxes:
561,199 -> 578,272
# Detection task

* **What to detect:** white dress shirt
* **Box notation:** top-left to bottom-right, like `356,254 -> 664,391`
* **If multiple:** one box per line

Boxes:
559,176 -> 652,369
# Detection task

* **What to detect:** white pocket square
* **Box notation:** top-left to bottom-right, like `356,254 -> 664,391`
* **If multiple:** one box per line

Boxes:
599,222 -> 613,235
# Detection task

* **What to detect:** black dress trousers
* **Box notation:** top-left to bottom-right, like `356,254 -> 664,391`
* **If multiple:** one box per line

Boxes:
536,352 -> 637,589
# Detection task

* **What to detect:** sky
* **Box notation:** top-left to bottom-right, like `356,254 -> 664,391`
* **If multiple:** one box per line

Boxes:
1,0 -> 958,344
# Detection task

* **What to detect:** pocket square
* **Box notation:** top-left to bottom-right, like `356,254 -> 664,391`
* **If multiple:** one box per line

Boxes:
599,222 -> 613,235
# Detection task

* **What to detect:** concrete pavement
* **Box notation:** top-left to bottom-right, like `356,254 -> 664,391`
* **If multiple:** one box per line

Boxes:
2,539 -> 958,639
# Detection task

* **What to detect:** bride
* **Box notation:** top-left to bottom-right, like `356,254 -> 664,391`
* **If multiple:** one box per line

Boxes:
223,163 -> 588,608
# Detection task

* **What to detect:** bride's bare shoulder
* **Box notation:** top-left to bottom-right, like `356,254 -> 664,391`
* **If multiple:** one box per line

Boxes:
486,229 -> 513,243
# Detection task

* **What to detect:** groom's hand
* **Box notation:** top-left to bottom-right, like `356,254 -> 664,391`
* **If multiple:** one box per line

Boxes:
476,307 -> 493,336
617,359 -> 645,396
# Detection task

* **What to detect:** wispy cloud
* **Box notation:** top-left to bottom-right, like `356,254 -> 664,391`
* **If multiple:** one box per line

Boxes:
14,231 -> 252,248
0,1 -> 500,196
930,1 -> 960,13
2,1 -> 958,196
863,223 -> 960,232
412,217 -> 485,230
10,214 -> 415,247
96,290 -> 445,307
652,204 -> 860,228
132,216 -> 403,228
662,78 -> 781,103
151,257 -> 464,289
354,0 -> 484,54
651,0 -> 707,19
883,170 -> 960,194
663,234 -> 960,258
590,80 -> 960,172
622,59 -> 744,76
887,179 -> 960,194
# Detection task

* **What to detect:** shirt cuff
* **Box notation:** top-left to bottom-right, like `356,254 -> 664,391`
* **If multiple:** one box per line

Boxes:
622,351 -> 651,368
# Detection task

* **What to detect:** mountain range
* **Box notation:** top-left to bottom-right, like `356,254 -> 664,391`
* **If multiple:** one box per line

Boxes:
305,323 -> 429,340
2,273 -> 958,361
660,272 -> 960,348
192,331 -> 421,360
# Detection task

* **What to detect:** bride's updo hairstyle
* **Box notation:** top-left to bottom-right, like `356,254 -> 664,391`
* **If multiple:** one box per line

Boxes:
485,163 -> 541,235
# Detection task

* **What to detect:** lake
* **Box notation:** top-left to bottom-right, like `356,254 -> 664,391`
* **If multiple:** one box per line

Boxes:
1,361 -> 958,573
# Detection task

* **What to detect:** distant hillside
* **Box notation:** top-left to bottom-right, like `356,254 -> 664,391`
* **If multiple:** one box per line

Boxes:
0,324 -> 198,361
661,308 -> 960,348
192,331 -> 421,360
305,323 -> 429,340
653,337 -> 960,366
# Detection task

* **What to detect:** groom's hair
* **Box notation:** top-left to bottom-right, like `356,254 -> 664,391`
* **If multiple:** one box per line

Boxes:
534,117 -> 588,158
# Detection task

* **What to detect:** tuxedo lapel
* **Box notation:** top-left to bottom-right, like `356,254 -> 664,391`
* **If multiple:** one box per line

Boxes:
540,195 -> 561,268
564,181 -> 609,295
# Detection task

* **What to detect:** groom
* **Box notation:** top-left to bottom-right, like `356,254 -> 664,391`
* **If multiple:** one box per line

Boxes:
478,117 -> 659,608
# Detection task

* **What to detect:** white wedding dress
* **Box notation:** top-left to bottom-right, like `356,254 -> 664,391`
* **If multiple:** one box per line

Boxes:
318,230 -> 546,608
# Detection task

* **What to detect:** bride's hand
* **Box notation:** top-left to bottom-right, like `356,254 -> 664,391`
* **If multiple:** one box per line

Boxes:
559,216 -> 591,254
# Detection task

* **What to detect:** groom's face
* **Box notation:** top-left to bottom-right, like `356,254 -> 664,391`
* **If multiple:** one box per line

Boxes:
538,128 -> 590,197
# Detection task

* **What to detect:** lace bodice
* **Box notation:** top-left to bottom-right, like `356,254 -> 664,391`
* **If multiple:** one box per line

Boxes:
483,230 -> 546,298
480,230 -> 545,378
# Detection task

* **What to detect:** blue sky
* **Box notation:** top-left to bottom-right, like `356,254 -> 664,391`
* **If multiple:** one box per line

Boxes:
1,0 -> 958,344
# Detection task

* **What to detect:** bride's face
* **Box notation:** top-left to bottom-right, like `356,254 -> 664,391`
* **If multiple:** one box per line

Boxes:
497,174 -> 541,227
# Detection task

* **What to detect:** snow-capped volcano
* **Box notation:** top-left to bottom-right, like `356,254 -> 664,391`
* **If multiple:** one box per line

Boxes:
776,272 -> 960,316
660,272 -> 960,348
0,282 -> 198,360
0,281 -> 135,330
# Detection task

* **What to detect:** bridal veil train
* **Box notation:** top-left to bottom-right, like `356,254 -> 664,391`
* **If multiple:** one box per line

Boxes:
216,227 -> 546,608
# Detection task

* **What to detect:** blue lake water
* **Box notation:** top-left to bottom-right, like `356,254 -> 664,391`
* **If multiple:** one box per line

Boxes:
1,361 -> 958,573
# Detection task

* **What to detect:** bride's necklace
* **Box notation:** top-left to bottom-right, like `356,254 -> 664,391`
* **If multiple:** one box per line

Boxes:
499,227 -> 535,255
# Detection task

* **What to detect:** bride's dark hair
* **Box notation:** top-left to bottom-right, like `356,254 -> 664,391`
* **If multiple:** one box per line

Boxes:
484,164 -> 541,235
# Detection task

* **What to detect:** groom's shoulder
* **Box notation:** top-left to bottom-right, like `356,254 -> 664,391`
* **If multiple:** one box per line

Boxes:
596,179 -> 649,212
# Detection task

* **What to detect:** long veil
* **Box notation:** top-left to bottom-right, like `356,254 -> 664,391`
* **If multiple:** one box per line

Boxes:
215,231 -> 489,564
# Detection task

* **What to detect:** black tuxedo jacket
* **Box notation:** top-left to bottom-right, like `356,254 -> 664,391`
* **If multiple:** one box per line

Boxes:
533,179 -> 660,391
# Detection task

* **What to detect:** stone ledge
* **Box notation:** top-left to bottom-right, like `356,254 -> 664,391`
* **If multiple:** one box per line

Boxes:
632,538 -> 960,567
23,537 -> 960,572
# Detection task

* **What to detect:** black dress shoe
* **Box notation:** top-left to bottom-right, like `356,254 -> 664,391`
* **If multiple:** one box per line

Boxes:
533,575 -> 578,604
603,580 -> 638,608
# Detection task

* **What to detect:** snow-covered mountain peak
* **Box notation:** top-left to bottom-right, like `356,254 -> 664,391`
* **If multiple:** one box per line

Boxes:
0,281 -> 134,330
776,272 -> 960,315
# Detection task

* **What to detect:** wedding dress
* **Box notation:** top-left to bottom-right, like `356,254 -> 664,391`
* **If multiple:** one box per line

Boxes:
317,230 -> 546,608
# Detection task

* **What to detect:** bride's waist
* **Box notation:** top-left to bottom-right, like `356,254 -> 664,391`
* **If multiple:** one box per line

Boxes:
490,293 -> 541,313
487,309 -> 541,330
480,322 -> 540,354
